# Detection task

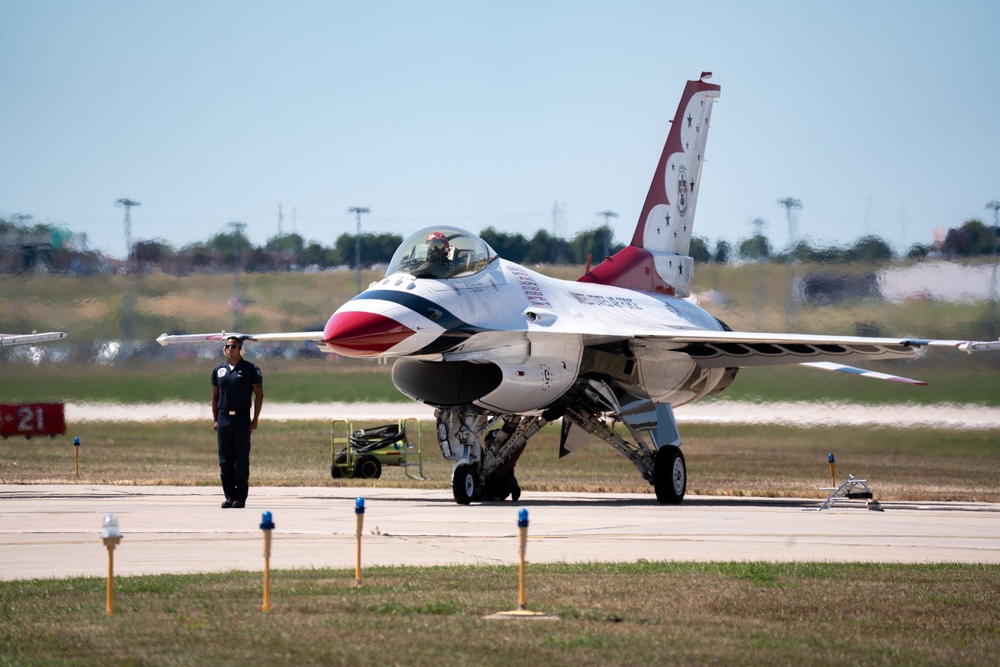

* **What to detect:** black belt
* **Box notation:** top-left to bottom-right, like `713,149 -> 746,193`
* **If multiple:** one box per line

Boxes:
224,411 -> 247,416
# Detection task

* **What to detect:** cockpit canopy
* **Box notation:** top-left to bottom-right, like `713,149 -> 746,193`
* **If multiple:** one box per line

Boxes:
386,226 -> 497,279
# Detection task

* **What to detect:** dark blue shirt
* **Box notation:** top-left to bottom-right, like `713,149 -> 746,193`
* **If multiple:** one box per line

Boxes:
211,358 -> 263,413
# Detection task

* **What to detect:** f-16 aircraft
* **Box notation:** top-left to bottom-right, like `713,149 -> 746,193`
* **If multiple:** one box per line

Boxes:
159,73 -> 1000,505
0,331 -> 67,347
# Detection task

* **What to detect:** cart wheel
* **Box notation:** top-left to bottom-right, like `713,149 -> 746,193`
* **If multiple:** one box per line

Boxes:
353,455 -> 382,479
653,445 -> 686,504
331,452 -> 348,479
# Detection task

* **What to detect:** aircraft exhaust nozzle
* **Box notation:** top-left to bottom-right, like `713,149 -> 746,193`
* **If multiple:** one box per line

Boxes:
323,310 -> 415,357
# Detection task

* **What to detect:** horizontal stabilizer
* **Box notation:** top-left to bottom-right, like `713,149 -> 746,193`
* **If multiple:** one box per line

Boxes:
798,361 -> 927,385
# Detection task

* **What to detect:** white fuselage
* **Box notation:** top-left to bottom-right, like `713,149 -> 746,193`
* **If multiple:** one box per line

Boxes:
324,258 -> 730,413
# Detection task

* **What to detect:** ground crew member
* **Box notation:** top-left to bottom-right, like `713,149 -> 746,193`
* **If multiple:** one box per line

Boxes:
211,336 -> 263,508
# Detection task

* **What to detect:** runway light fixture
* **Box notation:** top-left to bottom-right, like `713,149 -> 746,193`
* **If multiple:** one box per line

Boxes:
353,497 -> 365,586
485,508 -> 558,621
260,511 -> 275,612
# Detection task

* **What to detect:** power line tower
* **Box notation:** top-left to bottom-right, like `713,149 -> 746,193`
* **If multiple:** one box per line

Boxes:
277,203 -> 284,237
348,207 -> 371,294
227,221 -> 247,332
552,201 -> 567,263
776,197 -> 802,329
115,198 -> 141,339
551,201 -> 566,238
597,209 -> 618,260
776,196 -> 802,252
987,199 -> 1000,338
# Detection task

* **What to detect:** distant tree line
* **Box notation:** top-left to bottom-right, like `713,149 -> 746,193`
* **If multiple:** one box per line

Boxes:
1,213 -> 997,275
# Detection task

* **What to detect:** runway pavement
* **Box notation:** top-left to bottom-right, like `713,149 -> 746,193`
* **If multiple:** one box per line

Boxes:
2,485 -> 998,581
65,400 -> 1000,429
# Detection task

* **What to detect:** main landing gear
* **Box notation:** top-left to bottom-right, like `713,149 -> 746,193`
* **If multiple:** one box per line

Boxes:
436,389 -> 687,506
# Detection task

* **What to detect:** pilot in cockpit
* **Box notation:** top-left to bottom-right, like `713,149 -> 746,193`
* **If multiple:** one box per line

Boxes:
425,231 -> 451,265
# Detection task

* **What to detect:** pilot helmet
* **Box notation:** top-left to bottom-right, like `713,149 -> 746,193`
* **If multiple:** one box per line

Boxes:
425,231 -> 450,262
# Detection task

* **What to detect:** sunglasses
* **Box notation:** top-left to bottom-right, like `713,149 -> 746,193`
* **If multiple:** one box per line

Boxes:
224,344 -> 241,349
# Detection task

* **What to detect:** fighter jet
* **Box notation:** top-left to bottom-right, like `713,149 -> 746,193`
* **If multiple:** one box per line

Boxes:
158,73 -> 1000,505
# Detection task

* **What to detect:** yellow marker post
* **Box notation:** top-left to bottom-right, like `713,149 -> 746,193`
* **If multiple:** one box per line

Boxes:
828,453 -> 836,487
260,511 -> 274,612
100,514 -> 122,615
74,437 -> 80,479
353,498 -> 365,587
517,508 -> 528,610
485,509 -> 558,621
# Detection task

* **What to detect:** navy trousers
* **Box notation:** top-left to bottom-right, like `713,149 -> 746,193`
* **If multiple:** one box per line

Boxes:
217,414 -> 252,502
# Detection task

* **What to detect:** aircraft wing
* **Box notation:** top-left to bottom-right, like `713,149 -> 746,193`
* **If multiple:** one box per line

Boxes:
0,331 -> 67,347
629,329 -> 1000,384
156,331 -> 325,346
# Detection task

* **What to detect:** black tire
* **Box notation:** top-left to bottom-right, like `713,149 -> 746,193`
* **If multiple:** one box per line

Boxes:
482,468 -> 515,501
353,455 -> 382,479
331,452 -> 348,479
452,464 -> 479,505
653,445 -> 686,504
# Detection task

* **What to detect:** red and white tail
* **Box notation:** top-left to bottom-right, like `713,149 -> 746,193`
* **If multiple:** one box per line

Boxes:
580,73 -> 720,297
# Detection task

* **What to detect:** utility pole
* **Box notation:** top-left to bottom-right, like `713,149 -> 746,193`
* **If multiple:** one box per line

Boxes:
987,200 -> 1000,339
751,217 -> 767,328
777,197 -> 802,329
597,210 -> 618,260
348,207 -> 371,294
115,198 -> 141,339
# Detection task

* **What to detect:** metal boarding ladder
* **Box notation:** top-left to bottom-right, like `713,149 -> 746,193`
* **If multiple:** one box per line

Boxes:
810,474 -> 877,511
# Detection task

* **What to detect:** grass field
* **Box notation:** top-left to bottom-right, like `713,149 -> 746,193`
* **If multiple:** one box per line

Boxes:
1,562 -> 998,666
2,354 -> 1000,407
2,420 -> 998,502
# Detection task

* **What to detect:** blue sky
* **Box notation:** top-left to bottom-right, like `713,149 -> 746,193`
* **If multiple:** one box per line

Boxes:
2,0 -> 998,260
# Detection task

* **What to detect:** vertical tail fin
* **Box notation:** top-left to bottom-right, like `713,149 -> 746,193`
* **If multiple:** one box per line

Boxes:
580,73 -> 720,297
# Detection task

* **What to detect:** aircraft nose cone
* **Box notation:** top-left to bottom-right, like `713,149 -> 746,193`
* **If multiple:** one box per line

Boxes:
323,310 -> 415,357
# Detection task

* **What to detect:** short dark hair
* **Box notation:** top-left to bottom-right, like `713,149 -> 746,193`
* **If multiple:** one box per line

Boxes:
225,337 -> 242,347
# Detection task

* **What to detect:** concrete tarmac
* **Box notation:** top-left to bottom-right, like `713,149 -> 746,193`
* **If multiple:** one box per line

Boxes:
2,485 -> 998,581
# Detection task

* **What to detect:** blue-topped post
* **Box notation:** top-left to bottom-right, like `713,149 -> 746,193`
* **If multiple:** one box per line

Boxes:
74,437 -> 80,479
517,509 -> 528,610
354,498 -> 365,586
828,453 -> 836,487
260,511 -> 275,611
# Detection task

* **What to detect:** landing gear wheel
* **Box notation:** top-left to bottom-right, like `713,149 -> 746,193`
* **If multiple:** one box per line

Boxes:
482,469 -> 515,501
353,455 -> 382,479
653,445 -> 686,504
452,464 -> 480,505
